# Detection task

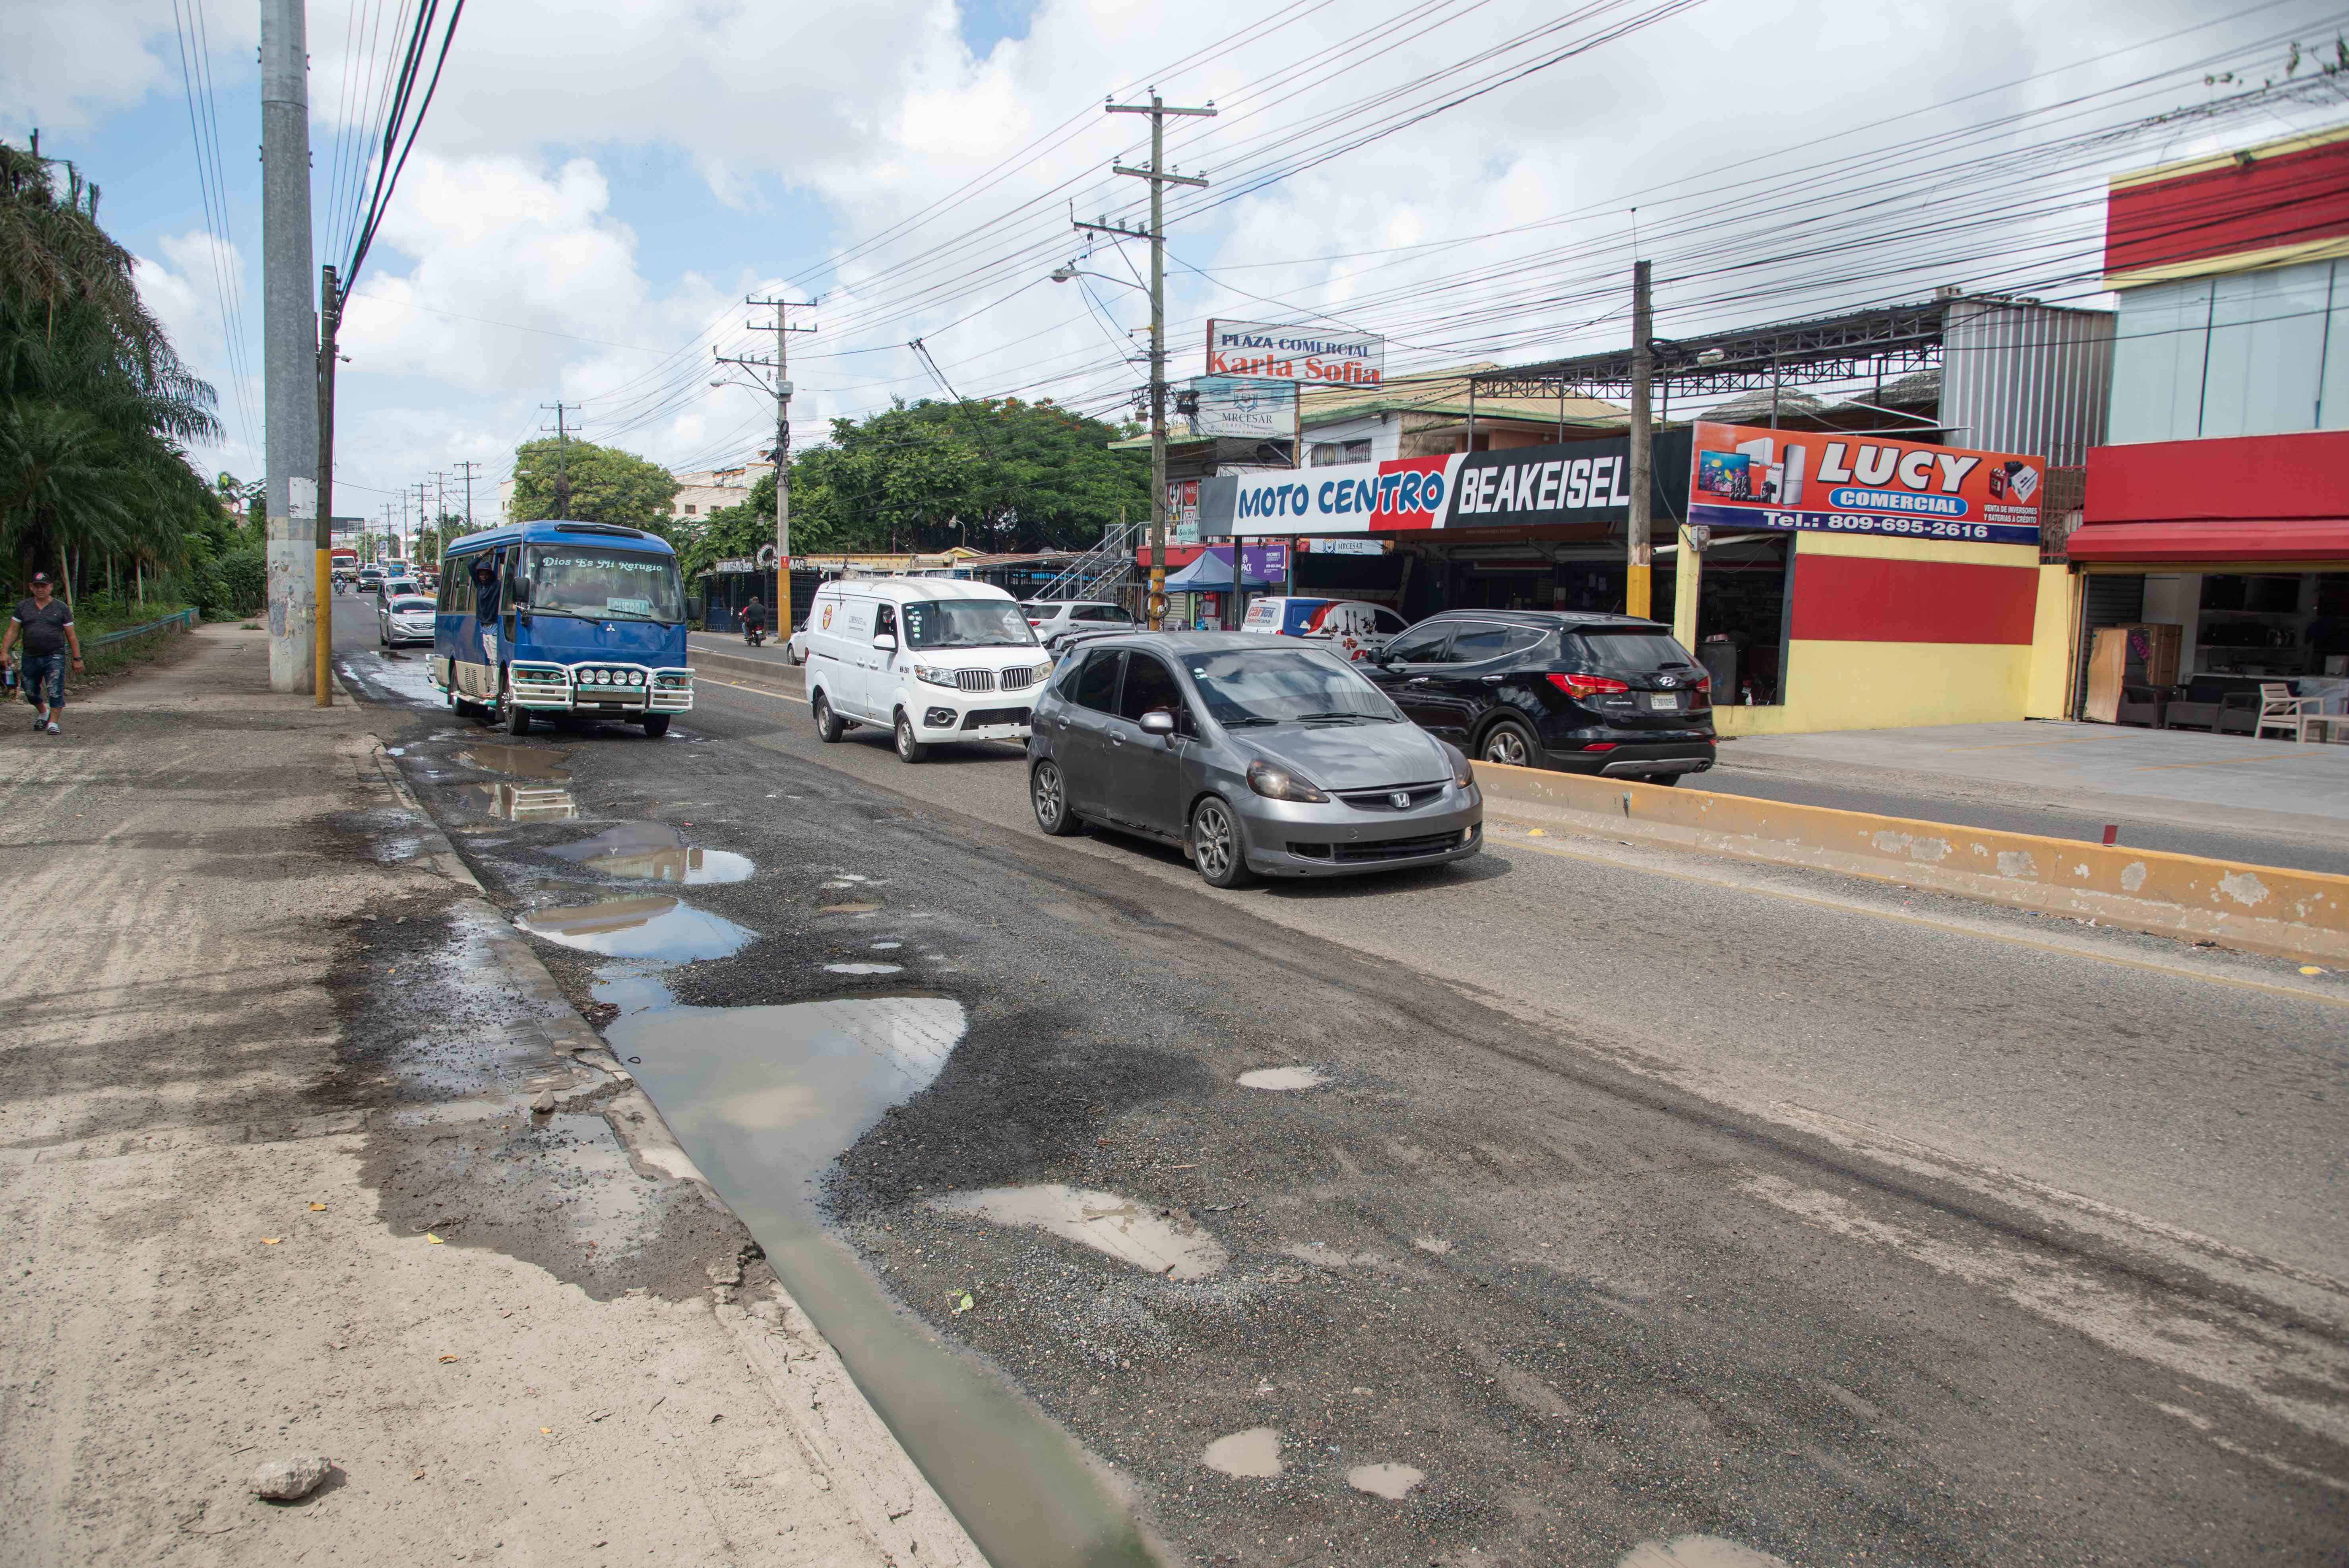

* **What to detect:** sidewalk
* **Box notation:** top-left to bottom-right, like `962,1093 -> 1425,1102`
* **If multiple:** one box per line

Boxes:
0,628 -> 973,1566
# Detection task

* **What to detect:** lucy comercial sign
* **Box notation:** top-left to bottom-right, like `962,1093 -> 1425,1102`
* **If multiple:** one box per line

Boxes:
1687,421 -> 2043,547
1202,431 -> 1692,537
1206,320 -> 1384,387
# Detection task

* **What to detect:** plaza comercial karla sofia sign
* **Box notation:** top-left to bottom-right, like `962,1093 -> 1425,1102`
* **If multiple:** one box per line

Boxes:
1206,319 -> 1384,387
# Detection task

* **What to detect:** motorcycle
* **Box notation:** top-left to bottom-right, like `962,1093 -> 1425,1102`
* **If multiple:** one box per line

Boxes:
743,621 -> 767,647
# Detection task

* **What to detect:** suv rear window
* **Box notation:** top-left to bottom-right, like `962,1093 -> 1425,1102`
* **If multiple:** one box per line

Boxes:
1568,628 -> 1703,676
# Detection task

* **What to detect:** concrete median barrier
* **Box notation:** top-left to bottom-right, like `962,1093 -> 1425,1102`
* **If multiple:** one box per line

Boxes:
1475,760 -> 2349,965
689,646 -> 806,687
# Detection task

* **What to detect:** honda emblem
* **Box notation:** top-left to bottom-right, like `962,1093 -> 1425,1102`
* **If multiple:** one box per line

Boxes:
1389,791 -> 1411,808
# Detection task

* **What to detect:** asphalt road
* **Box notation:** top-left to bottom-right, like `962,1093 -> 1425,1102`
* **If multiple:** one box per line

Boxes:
337,598 -> 2349,1567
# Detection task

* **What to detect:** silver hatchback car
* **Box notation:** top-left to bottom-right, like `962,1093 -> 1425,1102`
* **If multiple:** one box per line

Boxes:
1027,632 -> 1483,887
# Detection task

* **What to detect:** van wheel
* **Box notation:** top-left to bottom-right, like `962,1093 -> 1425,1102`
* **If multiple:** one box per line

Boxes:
813,690 -> 844,743
894,709 -> 928,764
1480,717 -> 1537,768
1032,761 -> 1082,836
1190,796 -> 1254,889
641,714 -> 671,738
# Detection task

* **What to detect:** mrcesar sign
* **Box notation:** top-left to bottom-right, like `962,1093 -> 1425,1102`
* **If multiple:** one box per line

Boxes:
1206,319 -> 1384,387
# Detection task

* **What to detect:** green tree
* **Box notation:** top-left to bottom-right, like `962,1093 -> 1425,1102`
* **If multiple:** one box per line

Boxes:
508,437 -> 678,535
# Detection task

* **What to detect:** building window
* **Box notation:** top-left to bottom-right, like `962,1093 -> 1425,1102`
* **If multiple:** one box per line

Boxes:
1308,439 -> 1374,467
2109,256 -> 2349,443
684,503 -> 698,516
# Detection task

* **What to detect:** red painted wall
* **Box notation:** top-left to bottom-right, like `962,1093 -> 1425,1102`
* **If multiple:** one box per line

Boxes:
1791,554 -> 2039,645
2105,132 -> 2349,279
2085,430 -> 2349,523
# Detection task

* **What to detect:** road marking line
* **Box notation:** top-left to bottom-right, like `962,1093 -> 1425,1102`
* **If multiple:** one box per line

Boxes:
1490,824 -> 2349,1008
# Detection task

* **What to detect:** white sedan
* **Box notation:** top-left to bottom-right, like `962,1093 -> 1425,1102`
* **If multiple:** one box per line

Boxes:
378,593 -> 436,648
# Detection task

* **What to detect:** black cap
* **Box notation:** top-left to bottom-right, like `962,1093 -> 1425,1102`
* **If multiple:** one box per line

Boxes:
28,572 -> 50,585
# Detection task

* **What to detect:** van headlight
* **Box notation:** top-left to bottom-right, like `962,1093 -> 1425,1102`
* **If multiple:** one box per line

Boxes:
1246,759 -> 1329,803
912,664 -> 960,688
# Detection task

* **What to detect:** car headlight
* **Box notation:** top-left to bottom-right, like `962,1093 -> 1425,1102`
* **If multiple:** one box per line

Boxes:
1451,751 -> 1475,788
911,664 -> 959,688
1246,759 -> 1329,803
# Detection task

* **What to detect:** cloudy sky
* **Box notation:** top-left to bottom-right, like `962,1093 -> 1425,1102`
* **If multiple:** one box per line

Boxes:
9,0 -> 2347,531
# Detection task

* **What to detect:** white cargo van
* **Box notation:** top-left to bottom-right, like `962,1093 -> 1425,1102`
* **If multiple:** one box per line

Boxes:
802,578 -> 1052,763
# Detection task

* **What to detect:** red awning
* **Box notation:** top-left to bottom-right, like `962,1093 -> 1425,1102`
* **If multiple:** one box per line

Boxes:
2065,517 -> 2349,563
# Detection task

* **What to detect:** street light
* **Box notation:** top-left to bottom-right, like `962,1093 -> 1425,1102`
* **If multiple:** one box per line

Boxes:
1051,261 -> 1145,293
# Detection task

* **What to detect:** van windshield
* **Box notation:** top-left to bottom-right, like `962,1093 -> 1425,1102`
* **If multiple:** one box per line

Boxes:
524,546 -> 684,623
904,599 -> 1036,650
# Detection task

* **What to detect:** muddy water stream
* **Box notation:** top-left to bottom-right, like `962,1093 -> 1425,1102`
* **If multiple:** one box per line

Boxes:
598,967 -> 1157,1568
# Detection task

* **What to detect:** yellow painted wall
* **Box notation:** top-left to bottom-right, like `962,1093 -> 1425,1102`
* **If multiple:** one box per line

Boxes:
1711,531 -> 2041,737
2024,565 -> 2079,719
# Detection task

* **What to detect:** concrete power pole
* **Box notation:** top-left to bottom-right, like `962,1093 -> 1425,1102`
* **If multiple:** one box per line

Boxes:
540,403 -> 577,517
1626,259 -> 1654,620
724,299 -> 815,622
456,460 -> 482,532
1086,90 -> 1215,630
261,0 -> 317,692
313,262 -> 339,706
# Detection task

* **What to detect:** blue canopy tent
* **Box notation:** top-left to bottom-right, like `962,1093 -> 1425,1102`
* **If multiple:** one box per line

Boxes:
1162,547 -> 1274,591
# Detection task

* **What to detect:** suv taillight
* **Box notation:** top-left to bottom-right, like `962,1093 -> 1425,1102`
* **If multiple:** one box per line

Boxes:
1547,672 -> 1630,698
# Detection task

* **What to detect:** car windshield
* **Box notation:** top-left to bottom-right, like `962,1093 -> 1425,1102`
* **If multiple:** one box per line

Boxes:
524,545 -> 684,622
1184,648 -> 1402,726
904,598 -> 1037,649
1568,628 -> 1704,676
390,596 -> 434,612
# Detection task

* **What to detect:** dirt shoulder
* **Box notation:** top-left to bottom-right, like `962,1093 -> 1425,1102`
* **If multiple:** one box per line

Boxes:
0,628 -> 973,1566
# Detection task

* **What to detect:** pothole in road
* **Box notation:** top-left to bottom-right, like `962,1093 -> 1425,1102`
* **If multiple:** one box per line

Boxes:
931,1185 -> 1228,1280
516,895 -> 755,962
457,782 -> 578,822
824,962 -> 904,975
1346,1461 -> 1425,1499
456,744 -> 572,780
549,821 -> 754,884
1200,1427 -> 1283,1478
1618,1537 -> 1793,1568
1237,1066 -> 1328,1091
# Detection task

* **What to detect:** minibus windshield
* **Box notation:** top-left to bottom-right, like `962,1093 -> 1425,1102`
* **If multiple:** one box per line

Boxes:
903,598 -> 1037,650
525,546 -> 684,622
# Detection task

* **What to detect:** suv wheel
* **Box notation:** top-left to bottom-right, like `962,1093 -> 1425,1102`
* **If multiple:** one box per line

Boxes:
894,709 -> 928,764
1189,795 -> 1254,889
1032,760 -> 1083,836
1479,717 -> 1537,768
813,690 -> 845,743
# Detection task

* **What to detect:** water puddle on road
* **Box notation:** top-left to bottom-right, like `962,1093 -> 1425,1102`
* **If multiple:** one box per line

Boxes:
604,978 -> 1152,1568
456,744 -> 572,780
932,1184 -> 1228,1280
516,895 -> 754,962
459,782 -> 578,822
1200,1427 -> 1283,1478
548,821 -> 754,885
824,962 -> 904,976
1618,1537 -> 1793,1568
1347,1461 -> 1425,1499
1237,1066 -> 1328,1091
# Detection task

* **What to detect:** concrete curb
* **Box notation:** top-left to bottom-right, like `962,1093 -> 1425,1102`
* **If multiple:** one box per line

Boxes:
361,740 -> 985,1567
1475,761 -> 2349,965
690,645 -> 806,687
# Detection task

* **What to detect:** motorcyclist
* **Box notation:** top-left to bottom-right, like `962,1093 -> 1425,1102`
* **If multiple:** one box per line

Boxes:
738,596 -> 768,645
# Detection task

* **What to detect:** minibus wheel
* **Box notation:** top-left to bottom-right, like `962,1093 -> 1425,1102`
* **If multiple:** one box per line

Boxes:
894,709 -> 928,764
504,687 -> 531,736
641,714 -> 671,738
813,690 -> 845,743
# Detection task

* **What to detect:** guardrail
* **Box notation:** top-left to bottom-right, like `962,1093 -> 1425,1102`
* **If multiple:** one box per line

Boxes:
1473,760 -> 2349,966
85,607 -> 200,649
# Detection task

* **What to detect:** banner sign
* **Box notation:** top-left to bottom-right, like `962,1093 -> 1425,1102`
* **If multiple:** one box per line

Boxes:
1206,319 -> 1384,388
1202,431 -> 1693,537
1187,376 -> 1296,441
1301,537 -> 1392,555
1686,422 -> 2043,547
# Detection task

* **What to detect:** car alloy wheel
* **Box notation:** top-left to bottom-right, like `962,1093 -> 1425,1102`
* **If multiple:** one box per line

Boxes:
1481,720 -> 1535,767
1032,760 -> 1083,836
1190,796 -> 1253,888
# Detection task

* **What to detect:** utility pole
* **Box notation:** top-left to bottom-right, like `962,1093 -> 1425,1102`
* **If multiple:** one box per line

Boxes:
313,262 -> 339,706
412,481 -> 430,564
1626,259 -> 1654,620
1084,89 -> 1215,630
262,0 -> 317,692
431,470 -> 448,557
722,298 -> 816,621
540,403 -> 577,516
456,460 -> 481,531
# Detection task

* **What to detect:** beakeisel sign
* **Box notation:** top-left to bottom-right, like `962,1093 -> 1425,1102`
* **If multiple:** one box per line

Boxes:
1206,319 -> 1384,387
1687,421 -> 2043,547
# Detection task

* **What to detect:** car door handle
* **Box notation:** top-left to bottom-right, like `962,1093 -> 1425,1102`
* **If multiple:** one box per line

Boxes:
1481,674 -> 1506,684
1406,676 -> 1430,685
1110,733 -> 1125,746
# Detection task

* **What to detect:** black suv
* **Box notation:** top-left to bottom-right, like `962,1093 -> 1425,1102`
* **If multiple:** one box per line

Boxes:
1360,611 -> 1715,783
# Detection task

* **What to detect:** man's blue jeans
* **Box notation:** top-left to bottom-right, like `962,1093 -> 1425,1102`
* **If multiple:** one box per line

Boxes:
21,651 -> 65,711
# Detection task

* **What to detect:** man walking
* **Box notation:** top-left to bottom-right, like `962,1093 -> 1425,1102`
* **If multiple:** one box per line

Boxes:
4,573 -> 83,736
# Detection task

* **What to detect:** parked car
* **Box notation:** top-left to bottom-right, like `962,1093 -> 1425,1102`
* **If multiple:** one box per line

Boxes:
1359,611 -> 1715,783
378,593 -> 436,648
1022,599 -> 1138,651
785,619 -> 809,665
1027,632 -> 1482,888
805,577 -> 1050,763
1238,596 -> 1409,661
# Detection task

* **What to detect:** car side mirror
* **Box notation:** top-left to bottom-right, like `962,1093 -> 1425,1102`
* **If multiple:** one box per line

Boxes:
510,580 -> 529,606
873,632 -> 897,651
1139,709 -> 1176,737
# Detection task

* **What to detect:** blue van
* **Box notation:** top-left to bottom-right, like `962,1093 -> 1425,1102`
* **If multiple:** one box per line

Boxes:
429,519 -> 694,736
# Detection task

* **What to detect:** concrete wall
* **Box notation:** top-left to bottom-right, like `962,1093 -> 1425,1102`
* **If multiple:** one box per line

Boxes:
2024,564 -> 2079,718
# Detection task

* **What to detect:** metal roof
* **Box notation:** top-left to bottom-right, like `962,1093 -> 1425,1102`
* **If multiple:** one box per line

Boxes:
1470,300 -> 1950,401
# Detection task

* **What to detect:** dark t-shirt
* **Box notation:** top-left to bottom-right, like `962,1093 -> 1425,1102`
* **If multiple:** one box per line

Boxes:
12,598 -> 72,657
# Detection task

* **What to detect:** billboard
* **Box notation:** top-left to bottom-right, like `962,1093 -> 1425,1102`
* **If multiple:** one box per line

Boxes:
1686,422 -> 2043,547
1206,319 -> 1384,388
1186,376 -> 1296,441
1201,432 -> 1693,537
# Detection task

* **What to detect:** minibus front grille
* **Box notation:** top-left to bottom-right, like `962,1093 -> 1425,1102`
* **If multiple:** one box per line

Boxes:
954,669 -> 996,693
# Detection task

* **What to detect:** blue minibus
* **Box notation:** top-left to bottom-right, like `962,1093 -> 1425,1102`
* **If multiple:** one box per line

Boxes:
429,519 -> 694,736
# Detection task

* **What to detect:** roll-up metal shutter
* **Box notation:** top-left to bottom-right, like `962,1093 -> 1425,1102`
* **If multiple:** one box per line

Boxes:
2073,574 -> 2145,719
